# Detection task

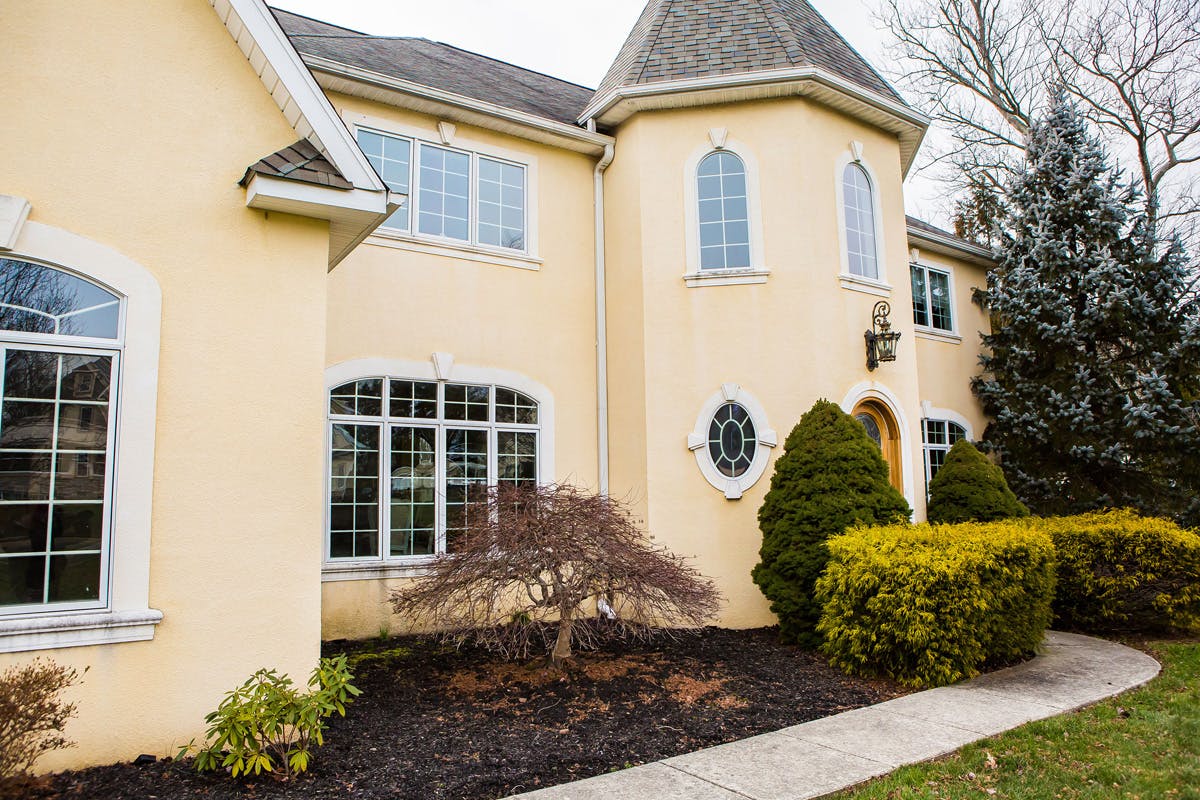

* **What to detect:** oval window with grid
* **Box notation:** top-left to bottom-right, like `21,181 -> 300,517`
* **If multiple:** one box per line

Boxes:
707,402 -> 756,478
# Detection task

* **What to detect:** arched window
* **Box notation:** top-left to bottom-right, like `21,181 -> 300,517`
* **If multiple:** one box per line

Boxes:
854,399 -> 902,494
922,418 -> 967,485
327,378 -> 540,560
0,258 -> 122,613
696,152 -> 751,271
843,163 -> 879,280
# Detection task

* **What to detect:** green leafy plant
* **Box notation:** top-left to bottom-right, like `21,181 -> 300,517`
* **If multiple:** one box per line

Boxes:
753,399 -> 911,647
817,521 -> 1055,687
926,439 -> 1029,523
183,655 -> 360,779
0,658 -> 83,786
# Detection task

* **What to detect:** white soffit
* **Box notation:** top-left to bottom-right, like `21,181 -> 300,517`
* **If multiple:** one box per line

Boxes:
906,225 -> 994,266
209,0 -> 385,192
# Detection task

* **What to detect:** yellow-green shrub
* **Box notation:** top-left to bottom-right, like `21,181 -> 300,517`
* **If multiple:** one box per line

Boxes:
1038,510 -> 1200,633
816,522 -> 1055,688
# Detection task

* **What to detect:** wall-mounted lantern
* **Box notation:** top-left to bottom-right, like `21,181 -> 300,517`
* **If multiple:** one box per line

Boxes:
865,300 -> 901,371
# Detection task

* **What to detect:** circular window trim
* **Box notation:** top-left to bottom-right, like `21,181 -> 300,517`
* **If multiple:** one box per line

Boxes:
687,383 -> 777,499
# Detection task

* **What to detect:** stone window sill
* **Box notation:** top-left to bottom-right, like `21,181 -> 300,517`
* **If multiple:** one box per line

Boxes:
683,268 -> 771,288
0,608 -> 163,653
365,230 -> 543,272
838,273 -> 893,297
322,560 -> 435,583
914,327 -> 963,344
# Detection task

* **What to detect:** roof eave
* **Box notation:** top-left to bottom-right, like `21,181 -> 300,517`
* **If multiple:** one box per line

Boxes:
906,224 -> 994,266
580,67 -> 930,175
301,55 -> 615,157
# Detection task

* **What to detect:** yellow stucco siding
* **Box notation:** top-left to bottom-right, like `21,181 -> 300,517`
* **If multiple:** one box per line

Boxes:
321,96 -> 603,640
0,0 -> 329,768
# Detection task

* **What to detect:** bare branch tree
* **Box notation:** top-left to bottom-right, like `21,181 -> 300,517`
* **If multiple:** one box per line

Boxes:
389,483 -> 722,668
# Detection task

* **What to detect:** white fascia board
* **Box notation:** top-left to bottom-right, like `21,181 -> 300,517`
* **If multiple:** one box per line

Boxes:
303,55 -> 615,157
243,173 -> 393,219
210,0 -> 386,192
580,67 -> 930,174
906,225 -> 995,266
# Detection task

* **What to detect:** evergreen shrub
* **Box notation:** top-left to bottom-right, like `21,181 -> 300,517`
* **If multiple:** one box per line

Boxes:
1039,510 -> 1200,633
753,400 -> 910,647
926,439 -> 1029,523
816,522 -> 1055,687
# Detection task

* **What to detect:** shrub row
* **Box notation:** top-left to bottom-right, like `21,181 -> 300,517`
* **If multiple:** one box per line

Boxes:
816,521 -> 1055,688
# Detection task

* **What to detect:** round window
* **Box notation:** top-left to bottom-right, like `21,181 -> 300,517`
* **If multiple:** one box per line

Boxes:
708,402 -> 757,477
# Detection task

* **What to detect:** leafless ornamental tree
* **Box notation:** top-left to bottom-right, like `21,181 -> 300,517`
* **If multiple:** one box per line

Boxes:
389,484 -> 722,667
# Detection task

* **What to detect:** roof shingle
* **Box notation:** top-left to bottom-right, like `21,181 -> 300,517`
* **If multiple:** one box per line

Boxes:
240,139 -> 353,189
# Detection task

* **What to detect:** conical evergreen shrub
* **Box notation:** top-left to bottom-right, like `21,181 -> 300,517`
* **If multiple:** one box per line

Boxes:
752,399 -> 911,647
926,440 -> 1029,524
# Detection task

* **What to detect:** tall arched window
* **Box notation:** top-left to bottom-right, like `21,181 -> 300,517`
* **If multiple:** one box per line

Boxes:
696,152 -> 751,271
843,163 -> 879,280
0,258 -> 122,613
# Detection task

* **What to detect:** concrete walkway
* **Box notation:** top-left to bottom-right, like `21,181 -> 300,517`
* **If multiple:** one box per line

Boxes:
508,631 -> 1160,800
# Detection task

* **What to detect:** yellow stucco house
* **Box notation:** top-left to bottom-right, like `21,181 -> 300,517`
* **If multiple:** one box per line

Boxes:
0,0 -> 994,768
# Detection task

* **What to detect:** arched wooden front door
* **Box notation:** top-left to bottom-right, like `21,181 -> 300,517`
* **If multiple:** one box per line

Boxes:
853,400 -> 903,494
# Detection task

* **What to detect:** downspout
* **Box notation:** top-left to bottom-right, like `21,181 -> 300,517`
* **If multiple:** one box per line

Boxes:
594,142 -> 615,496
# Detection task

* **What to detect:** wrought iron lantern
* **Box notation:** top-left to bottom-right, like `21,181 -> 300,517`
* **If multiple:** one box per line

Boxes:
865,300 -> 901,371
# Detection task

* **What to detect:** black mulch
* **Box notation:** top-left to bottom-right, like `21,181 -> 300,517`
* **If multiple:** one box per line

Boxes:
27,627 -> 907,800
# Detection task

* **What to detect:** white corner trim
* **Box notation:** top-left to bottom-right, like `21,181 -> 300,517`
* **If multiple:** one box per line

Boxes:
914,328 -> 963,344
838,273 -> 892,297
243,173 -> 390,219
0,610 -> 163,654
209,0 -> 385,192
0,194 -> 32,251
364,231 -> 543,272
840,380 -> 917,512
687,385 -> 777,500
834,150 -> 889,287
682,137 -> 767,278
919,402 -> 976,440
2,221 -> 163,651
684,269 -> 771,288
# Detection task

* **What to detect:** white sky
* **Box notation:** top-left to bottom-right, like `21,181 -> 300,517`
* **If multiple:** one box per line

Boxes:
271,0 -> 951,225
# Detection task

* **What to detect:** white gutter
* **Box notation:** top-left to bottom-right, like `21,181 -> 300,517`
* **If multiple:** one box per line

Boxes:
594,143 -> 615,495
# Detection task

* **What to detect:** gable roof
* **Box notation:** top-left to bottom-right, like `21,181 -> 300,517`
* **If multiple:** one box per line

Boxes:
271,8 -> 595,127
593,0 -> 901,106
240,139 -> 353,189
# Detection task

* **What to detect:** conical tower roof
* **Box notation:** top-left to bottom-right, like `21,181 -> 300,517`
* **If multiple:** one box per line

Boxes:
592,0 -> 901,108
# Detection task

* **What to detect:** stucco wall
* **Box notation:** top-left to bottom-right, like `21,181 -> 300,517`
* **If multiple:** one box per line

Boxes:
320,96 -> 602,640
0,0 -> 328,769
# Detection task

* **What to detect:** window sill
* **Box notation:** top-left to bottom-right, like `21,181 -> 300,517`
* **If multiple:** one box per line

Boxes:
0,608 -> 163,654
838,273 -> 892,297
914,327 -> 963,344
365,230 -> 543,272
683,268 -> 771,288
322,560 -> 436,583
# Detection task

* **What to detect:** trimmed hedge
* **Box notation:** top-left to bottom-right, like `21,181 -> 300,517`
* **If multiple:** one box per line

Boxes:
816,522 -> 1055,688
926,440 -> 1029,524
1038,510 -> 1200,634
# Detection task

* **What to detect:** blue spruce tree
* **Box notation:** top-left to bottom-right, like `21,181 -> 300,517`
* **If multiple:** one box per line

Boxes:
973,92 -> 1200,524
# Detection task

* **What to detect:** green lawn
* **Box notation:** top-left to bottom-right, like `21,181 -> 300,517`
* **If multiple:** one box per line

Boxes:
833,640 -> 1200,800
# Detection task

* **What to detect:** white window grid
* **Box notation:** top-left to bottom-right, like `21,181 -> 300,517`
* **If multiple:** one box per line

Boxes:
326,378 -> 539,563
356,127 -> 529,255
843,163 -> 879,280
911,264 -> 955,332
696,151 -> 751,271
922,418 -> 967,488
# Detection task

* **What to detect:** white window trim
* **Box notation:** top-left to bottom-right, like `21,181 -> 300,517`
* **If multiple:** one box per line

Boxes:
682,138 -> 769,287
919,404 -> 975,489
686,383 -> 777,499
345,112 -> 541,267
910,261 -> 959,338
841,381 -> 916,512
0,207 -> 162,653
322,355 -> 554,582
835,150 -> 890,294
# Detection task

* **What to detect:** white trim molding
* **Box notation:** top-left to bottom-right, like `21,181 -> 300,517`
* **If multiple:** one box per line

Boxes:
910,259 -> 961,339
0,220 -> 163,652
687,384 -> 777,500
835,148 -> 890,292
682,137 -> 769,287
841,381 -> 917,512
919,401 -> 976,440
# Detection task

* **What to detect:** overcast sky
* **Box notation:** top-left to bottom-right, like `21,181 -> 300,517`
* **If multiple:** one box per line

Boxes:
271,0 -> 950,224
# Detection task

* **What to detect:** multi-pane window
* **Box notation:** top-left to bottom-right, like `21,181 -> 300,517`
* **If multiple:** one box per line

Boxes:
697,152 -> 751,270
843,163 -> 879,279
0,258 -> 121,613
356,128 -> 528,253
911,264 -> 954,331
327,378 -> 539,561
922,419 -> 967,486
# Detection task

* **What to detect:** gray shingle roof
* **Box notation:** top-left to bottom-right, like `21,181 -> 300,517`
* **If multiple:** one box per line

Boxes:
240,139 -> 353,189
271,8 -> 595,126
593,0 -> 902,105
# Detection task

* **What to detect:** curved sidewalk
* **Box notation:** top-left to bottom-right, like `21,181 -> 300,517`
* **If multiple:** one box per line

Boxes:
508,631 -> 1160,800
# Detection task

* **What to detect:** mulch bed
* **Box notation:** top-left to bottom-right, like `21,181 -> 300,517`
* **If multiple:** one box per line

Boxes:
27,627 -> 908,800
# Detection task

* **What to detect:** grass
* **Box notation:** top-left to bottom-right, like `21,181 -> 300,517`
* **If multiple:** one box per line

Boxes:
833,639 -> 1200,800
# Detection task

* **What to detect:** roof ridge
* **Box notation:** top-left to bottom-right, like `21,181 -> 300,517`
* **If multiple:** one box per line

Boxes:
774,0 -> 902,101
757,0 -> 809,66
627,0 -> 679,87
